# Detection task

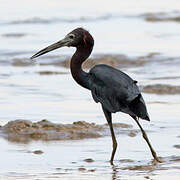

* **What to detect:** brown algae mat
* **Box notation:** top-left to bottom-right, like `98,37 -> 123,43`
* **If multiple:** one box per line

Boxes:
142,11 -> 180,23
58,54 -> 148,69
11,53 -> 163,68
142,84 -> 180,95
0,119 -> 137,143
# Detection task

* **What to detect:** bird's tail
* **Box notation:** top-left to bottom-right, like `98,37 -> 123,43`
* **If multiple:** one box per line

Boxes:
129,94 -> 150,121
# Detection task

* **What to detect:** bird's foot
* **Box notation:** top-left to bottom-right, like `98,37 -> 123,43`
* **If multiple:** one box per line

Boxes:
152,157 -> 163,165
110,160 -> 114,165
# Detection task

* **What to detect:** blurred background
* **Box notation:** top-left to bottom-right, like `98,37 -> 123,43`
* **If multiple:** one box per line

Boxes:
0,0 -> 180,179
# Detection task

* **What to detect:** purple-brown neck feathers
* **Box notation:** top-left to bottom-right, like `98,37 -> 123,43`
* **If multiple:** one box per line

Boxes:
70,28 -> 94,89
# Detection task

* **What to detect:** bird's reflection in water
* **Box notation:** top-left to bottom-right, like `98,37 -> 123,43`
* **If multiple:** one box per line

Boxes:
111,164 -> 120,180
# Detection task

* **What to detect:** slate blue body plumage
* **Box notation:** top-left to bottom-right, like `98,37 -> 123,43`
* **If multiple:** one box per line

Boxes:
89,64 -> 149,120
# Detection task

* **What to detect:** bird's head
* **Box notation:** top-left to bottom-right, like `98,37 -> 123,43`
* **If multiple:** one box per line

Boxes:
31,28 -> 94,59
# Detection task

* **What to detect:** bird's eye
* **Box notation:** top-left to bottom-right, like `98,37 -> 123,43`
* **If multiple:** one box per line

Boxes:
69,34 -> 75,39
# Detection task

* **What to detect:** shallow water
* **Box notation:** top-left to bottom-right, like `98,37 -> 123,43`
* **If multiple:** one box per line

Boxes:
0,0 -> 180,179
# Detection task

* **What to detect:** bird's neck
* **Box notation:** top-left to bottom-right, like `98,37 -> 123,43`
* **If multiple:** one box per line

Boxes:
70,45 -> 93,90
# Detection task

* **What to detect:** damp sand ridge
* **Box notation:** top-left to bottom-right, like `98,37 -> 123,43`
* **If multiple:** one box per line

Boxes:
0,119 -> 137,143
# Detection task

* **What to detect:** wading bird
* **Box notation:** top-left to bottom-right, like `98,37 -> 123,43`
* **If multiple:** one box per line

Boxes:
31,28 -> 161,164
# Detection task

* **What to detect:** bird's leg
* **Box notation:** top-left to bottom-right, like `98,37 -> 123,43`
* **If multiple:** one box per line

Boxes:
102,106 -> 117,165
133,117 -> 162,163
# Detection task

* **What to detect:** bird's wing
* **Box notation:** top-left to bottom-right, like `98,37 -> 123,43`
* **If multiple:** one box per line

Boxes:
89,64 -> 140,113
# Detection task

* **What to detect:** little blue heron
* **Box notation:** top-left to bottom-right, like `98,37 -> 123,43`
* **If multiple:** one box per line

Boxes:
31,28 -> 161,164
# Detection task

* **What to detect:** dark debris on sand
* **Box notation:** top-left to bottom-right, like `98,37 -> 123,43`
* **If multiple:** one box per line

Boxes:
83,158 -> 94,163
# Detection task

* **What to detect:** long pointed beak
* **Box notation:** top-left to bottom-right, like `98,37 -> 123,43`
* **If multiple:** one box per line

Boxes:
31,37 -> 70,59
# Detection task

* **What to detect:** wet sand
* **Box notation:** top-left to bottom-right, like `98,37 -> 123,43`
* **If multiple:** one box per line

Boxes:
1,53 -> 148,68
2,33 -> 27,38
142,84 -> 180,94
12,52 -> 174,69
142,11 -> 180,23
0,119 -> 136,143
